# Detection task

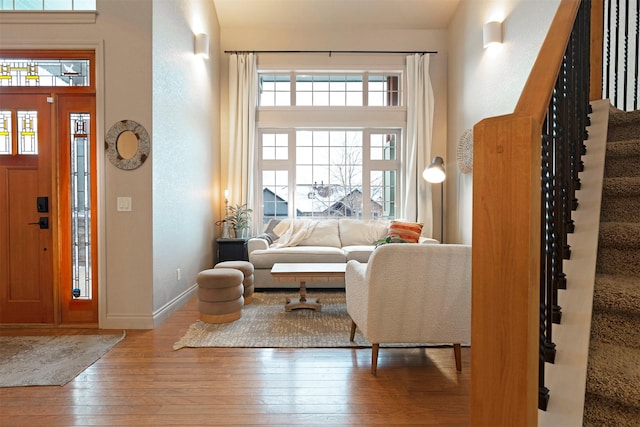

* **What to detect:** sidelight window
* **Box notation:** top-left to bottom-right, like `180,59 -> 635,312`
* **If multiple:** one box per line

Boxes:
69,112 -> 92,299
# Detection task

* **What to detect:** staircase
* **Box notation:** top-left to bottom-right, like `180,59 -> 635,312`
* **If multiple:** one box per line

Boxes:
583,107 -> 640,426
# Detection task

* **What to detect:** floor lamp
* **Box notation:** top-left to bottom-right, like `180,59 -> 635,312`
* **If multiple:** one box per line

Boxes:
422,156 -> 446,243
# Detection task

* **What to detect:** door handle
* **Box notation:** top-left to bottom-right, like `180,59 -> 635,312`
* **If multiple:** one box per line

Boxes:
28,217 -> 49,229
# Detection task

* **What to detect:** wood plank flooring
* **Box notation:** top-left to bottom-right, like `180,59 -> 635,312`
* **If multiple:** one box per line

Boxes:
0,296 -> 470,426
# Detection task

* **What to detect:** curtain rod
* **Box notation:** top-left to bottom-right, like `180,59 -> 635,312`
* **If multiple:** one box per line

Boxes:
224,50 -> 437,55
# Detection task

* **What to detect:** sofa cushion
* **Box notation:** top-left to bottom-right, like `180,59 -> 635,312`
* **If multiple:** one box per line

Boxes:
271,219 -> 342,248
298,219 -> 341,247
338,218 -> 389,246
343,245 -> 375,263
249,246 -> 346,269
387,220 -> 424,243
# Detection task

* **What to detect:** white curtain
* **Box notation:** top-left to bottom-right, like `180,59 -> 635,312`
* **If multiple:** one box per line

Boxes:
228,53 -> 258,231
402,53 -> 435,237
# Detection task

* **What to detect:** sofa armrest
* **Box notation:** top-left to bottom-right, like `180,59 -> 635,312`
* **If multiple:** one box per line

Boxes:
247,238 -> 269,254
345,260 -> 370,329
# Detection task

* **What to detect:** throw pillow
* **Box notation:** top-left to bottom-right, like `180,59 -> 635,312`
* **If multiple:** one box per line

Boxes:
264,219 -> 281,241
254,232 -> 274,245
298,219 -> 342,247
387,220 -> 424,243
338,218 -> 389,246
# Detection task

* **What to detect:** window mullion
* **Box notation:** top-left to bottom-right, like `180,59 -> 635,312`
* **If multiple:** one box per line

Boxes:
289,71 -> 296,106
363,72 -> 369,106
288,128 -> 296,217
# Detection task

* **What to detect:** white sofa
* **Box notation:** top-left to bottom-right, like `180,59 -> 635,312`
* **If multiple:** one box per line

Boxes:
248,218 -> 437,289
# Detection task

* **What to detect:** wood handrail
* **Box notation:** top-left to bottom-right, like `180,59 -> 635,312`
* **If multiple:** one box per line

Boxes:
514,0 -> 581,121
590,0 -> 604,101
470,1 -> 585,425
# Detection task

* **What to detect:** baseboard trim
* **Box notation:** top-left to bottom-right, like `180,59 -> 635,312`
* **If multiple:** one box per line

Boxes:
152,284 -> 198,328
100,284 -> 197,330
101,313 -> 155,330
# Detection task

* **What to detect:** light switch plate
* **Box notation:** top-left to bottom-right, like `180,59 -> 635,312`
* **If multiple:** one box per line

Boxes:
117,196 -> 132,212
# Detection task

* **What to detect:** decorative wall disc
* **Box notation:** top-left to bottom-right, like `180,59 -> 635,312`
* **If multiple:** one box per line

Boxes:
105,119 -> 150,170
456,128 -> 473,174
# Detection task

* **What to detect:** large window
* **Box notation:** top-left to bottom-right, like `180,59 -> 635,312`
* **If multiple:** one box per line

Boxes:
257,71 -> 403,228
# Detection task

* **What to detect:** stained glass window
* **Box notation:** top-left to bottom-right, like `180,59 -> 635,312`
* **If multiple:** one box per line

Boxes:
17,110 -> 37,155
0,58 -> 90,87
0,110 -> 11,155
70,112 -> 92,299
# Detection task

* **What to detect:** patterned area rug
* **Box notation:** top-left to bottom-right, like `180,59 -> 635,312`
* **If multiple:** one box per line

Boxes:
175,291 -> 398,350
0,332 -> 125,387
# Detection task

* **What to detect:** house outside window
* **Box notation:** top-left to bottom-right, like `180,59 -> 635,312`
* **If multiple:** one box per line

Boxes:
256,71 -> 403,228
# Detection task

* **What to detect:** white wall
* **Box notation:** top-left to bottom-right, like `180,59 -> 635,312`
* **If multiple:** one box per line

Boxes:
0,0 -> 220,329
151,0 -> 220,326
447,0 -> 561,244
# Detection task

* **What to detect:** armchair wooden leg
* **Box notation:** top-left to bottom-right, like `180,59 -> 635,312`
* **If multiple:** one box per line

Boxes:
371,343 -> 379,376
453,343 -> 462,372
349,320 -> 357,341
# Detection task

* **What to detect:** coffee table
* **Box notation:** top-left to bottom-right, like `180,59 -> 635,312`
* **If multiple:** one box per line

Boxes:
270,263 -> 346,311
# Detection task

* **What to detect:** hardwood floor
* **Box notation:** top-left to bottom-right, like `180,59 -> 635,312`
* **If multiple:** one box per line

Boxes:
0,296 -> 470,426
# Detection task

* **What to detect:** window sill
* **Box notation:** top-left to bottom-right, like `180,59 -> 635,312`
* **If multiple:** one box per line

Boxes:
0,11 -> 97,25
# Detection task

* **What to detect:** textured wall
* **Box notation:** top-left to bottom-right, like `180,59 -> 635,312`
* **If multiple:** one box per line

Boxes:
447,0 -> 561,244
151,0 -> 220,319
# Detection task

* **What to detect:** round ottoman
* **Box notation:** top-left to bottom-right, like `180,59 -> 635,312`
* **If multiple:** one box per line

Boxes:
214,261 -> 255,304
197,268 -> 244,323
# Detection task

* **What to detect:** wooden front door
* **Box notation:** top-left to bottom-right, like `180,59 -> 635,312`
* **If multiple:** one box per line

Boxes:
0,94 -> 55,324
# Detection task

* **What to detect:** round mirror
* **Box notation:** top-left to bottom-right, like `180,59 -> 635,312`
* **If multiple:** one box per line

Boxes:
105,120 -> 151,170
116,130 -> 138,160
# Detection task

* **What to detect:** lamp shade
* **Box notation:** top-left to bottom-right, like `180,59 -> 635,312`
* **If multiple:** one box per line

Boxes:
423,156 -> 446,183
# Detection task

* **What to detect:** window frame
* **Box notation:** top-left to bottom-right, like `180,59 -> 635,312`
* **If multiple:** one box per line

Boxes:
255,68 -> 406,228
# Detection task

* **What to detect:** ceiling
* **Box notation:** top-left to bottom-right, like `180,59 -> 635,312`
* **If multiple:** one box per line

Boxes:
212,0 -> 461,30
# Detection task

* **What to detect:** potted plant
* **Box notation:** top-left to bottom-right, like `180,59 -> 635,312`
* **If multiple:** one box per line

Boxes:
374,235 -> 407,247
225,203 -> 253,238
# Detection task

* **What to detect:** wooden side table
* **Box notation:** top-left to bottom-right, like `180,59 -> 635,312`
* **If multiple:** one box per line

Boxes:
216,238 -> 249,263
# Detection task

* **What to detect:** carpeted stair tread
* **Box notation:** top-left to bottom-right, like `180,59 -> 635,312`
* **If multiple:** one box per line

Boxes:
604,140 -> 640,178
589,310 -> 640,349
607,106 -> 640,141
583,393 -> 640,427
601,177 -> 640,222
596,247 -> 640,276
605,139 -> 640,157
600,198 -> 640,222
585,340 -> 640,408
597,222 -> 640,248
592,274 -> 640,317
602,176 -> 640,197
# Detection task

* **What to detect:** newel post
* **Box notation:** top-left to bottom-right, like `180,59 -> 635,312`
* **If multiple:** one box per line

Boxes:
471,114 -> 541,426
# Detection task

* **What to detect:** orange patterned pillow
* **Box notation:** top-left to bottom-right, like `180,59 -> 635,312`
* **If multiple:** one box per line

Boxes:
387,221 -> 424,243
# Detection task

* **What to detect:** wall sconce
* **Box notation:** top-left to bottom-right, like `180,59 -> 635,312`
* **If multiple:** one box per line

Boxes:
194,33 -> 209,58
483,21 -> 503,48
423,156 -> 446,243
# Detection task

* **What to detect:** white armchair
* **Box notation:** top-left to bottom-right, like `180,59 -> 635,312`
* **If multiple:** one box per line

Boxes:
345,243 -> 472,376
